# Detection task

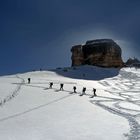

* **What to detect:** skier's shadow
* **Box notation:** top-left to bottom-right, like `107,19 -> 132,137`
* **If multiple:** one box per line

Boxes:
44,88 -> 50,90
55,89 -> 61,92
44,88 -> 61,92
13,83 -> 46,89
69,92 -> 74,94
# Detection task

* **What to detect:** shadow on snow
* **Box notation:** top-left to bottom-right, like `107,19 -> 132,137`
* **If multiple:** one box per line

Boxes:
52,65 -> 120,80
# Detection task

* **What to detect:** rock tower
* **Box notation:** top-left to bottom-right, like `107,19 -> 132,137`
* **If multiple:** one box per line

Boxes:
71,39 -> 124,67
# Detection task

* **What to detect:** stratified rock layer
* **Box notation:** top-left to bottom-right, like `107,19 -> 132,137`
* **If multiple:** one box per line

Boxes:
71,39 -> 124,67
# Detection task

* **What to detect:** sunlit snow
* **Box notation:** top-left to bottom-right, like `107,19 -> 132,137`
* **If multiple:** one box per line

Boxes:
0,66 -> 140,140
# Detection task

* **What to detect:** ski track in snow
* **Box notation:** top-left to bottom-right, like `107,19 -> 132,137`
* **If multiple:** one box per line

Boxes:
19,68 -> 140,140
91,69 -> 140,140
0,68 -> 140,140
0,75 -> 25,107
0,94 -> 74,122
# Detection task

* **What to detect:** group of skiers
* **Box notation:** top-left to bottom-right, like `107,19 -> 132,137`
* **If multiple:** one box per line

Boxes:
49,82 -> 64,91
27,78 -> 97,98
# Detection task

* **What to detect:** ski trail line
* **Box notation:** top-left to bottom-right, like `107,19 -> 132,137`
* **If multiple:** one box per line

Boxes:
0,94 -> 74,122
92,69 -> 140,140
0,75 -> 25,107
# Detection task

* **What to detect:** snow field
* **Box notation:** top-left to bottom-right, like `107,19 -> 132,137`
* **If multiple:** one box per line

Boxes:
0,66 -> 139,140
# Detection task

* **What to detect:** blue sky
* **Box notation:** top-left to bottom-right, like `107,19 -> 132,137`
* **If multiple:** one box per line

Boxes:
0,0 -> 140,75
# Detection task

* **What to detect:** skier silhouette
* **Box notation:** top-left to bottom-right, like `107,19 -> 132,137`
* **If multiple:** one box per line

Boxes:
90,88 -> 97,98
60,83 -> 64,91
80,87 -> 86,96
73,86 -> 77,93
28,78 -> 31,84
93,88 -> 97,96
49,82 -> 53,89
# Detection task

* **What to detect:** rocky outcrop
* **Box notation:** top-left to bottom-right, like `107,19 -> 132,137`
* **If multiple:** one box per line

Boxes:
71,45 -> 84,66
125,58 -> 140,67
71,39 -> 124,68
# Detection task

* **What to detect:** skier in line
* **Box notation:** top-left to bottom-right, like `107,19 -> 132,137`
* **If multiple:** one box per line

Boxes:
90,88 -> 97,98
80,87 -> 86,96
49,82 -> 53,89
60,83 -> 64,91
93,88 -> 97,96
28,78 -> 31,84
73,86 -> 77,93
83,87 -> 86,94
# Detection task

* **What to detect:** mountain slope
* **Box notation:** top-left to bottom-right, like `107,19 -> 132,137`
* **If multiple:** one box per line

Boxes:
0,66 -> 139,140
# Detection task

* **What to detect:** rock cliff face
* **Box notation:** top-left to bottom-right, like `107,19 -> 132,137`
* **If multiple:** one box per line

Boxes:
71,39 -> 124,67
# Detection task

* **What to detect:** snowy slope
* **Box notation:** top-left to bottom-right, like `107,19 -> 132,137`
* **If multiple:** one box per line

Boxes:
0,66 -> 140,140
